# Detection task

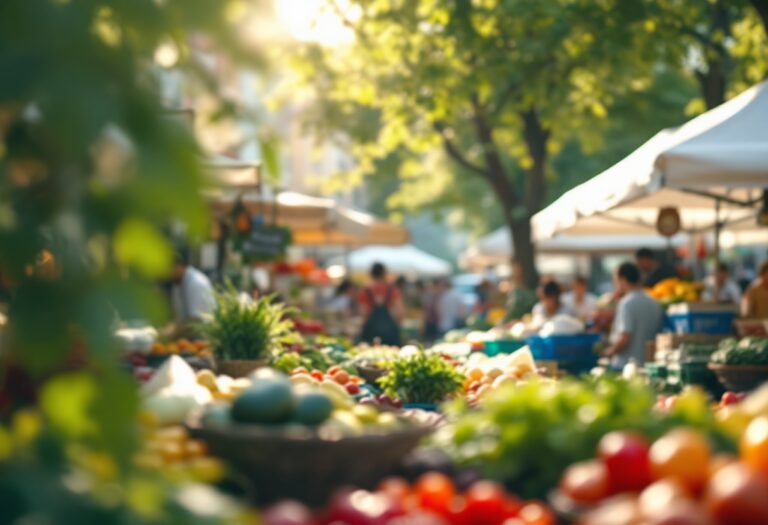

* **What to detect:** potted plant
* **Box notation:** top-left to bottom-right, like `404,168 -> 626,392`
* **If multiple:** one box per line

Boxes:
377,351 -> 464,409
204,289 -> 296,377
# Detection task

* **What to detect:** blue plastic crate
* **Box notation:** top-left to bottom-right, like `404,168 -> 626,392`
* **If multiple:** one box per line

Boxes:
526,333 -> 602,374
667,311 -> 735,335
483,339 -> 527,356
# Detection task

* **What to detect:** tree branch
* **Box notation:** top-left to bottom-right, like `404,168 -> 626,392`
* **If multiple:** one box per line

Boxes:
751,0 -> 768,35
435,123 -> 489,176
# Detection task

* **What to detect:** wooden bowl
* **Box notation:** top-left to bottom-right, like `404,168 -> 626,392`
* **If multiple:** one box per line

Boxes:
188,420 -> 432,506
215,359 -> 264,378
708,364 -> 768,392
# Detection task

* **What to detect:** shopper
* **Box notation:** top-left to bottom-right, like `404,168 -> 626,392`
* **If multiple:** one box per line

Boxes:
702,262 -> 742,304
531,280 -> 572,324
562,276 -> 598,321
358,262 -> 403,346
437,278 -> 467,335
504,260 -> 538,322
635,248 -> 677,288
604,262 -> 663,370
327,279 -> 358,317
741,260 -> 768,319
170,248 -> 216,325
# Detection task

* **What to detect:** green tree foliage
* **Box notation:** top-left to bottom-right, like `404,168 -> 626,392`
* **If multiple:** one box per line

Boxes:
0,0 -> 262,521
291,0 -> 677,286
292,0 -> 767,285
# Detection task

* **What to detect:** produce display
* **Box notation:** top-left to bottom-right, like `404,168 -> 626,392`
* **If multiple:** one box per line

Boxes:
94,305 -> 768,522
262,473 -> 555,525
204,290 -> 297,362
433,377 -> 734,499
711,337 -> 768,366
377,352 -> 465,406
200,368 -> 411,436
647,278 -> 702,304
569,422 -> 768,525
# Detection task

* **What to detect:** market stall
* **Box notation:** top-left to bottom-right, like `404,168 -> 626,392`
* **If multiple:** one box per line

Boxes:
532,80 -> 768,245
328,244 -> 452,279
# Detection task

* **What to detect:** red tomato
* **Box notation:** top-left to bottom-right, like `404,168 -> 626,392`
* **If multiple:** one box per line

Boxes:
741,416 -> 768,476
310,370 -> 324,381
263,500 -> 314,525
324,488 -> 403,525
704,462 -> 768,525
414,472 -> 456,516
578,495 -> 641,525
559,460 -> 610,503
597,431 -> 652,493
332,370 -> 350,385
502,495 -> 524,519
649,428 -> 711,492
720,391 -> 740,406
378,477 -> 412,505
638,479 -> 692,518
517,502 -> 554,525
642,500 -> 716,525
346,382 -> 361,395
462,481 -> 507,524
327,366 -> 342,376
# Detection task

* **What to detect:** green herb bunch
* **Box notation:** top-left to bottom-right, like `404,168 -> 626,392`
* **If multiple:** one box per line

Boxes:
711,337 -> 768,365
433,376 -> 734,499
205,289 -> 296,361
378,352 -> 464,405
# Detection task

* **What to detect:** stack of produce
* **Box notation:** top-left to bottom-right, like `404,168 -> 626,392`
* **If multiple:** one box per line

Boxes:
565,420 -> 768,525
648,278 -> 702,304
262,472 -> 555,525
433,377 -> 733,499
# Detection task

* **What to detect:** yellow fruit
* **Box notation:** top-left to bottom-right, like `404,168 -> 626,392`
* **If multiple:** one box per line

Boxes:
158,441 -> 185,463
151,425 -> 188,443
716,407 -> 752,439
133,452 -> 164,470
185,440 -> 208,458
188,457 -> 225,483
196,369 -> 218,390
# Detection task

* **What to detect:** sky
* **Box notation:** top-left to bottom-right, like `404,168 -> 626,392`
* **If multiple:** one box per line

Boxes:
274,0 -> 356,46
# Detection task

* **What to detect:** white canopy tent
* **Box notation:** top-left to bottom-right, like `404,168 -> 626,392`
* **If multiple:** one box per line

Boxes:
328,245 -> 452,278
532,80 -> 768,244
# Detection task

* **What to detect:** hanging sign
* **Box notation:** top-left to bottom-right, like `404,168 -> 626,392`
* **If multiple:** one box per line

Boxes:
240,224 -> 291,258
656,207 -> 681,237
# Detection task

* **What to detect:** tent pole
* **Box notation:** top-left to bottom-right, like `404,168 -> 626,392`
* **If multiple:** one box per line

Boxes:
713,198 -> 722,303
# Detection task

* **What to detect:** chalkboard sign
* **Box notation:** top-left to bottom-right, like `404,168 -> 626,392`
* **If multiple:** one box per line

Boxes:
240,225 -> 290,258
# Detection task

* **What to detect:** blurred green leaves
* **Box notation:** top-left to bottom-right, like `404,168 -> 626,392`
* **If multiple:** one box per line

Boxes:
114,219 -> 172,278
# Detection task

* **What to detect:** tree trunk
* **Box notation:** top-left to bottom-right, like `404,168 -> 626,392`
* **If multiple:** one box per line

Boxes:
751,0 -> 768,35
509,218 -> 538,290
696,0 -> 730,110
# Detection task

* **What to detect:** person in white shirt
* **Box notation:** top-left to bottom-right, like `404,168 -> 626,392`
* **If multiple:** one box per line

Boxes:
437,279 -> 467,335
170,249 -> 216,325
531,280 -> 574,327
562,276 -> 598,321
702,262 -> 742,304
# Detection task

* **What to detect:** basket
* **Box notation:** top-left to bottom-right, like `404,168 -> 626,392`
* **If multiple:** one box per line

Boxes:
526,334 -> 601,374
667,362 -> 724,397
356,363 -> 388,385
215,359 -> 264,378
483,339 -> 526,356
708,364 -> 768,392
188,421 -> 431,506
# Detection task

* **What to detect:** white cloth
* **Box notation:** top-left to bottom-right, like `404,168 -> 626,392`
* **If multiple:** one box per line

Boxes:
171,267 -> 215,322
701,276 -> 742,304
562,291 -> 598,320
438,288 -> 467,333
531,302 -> 573,327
